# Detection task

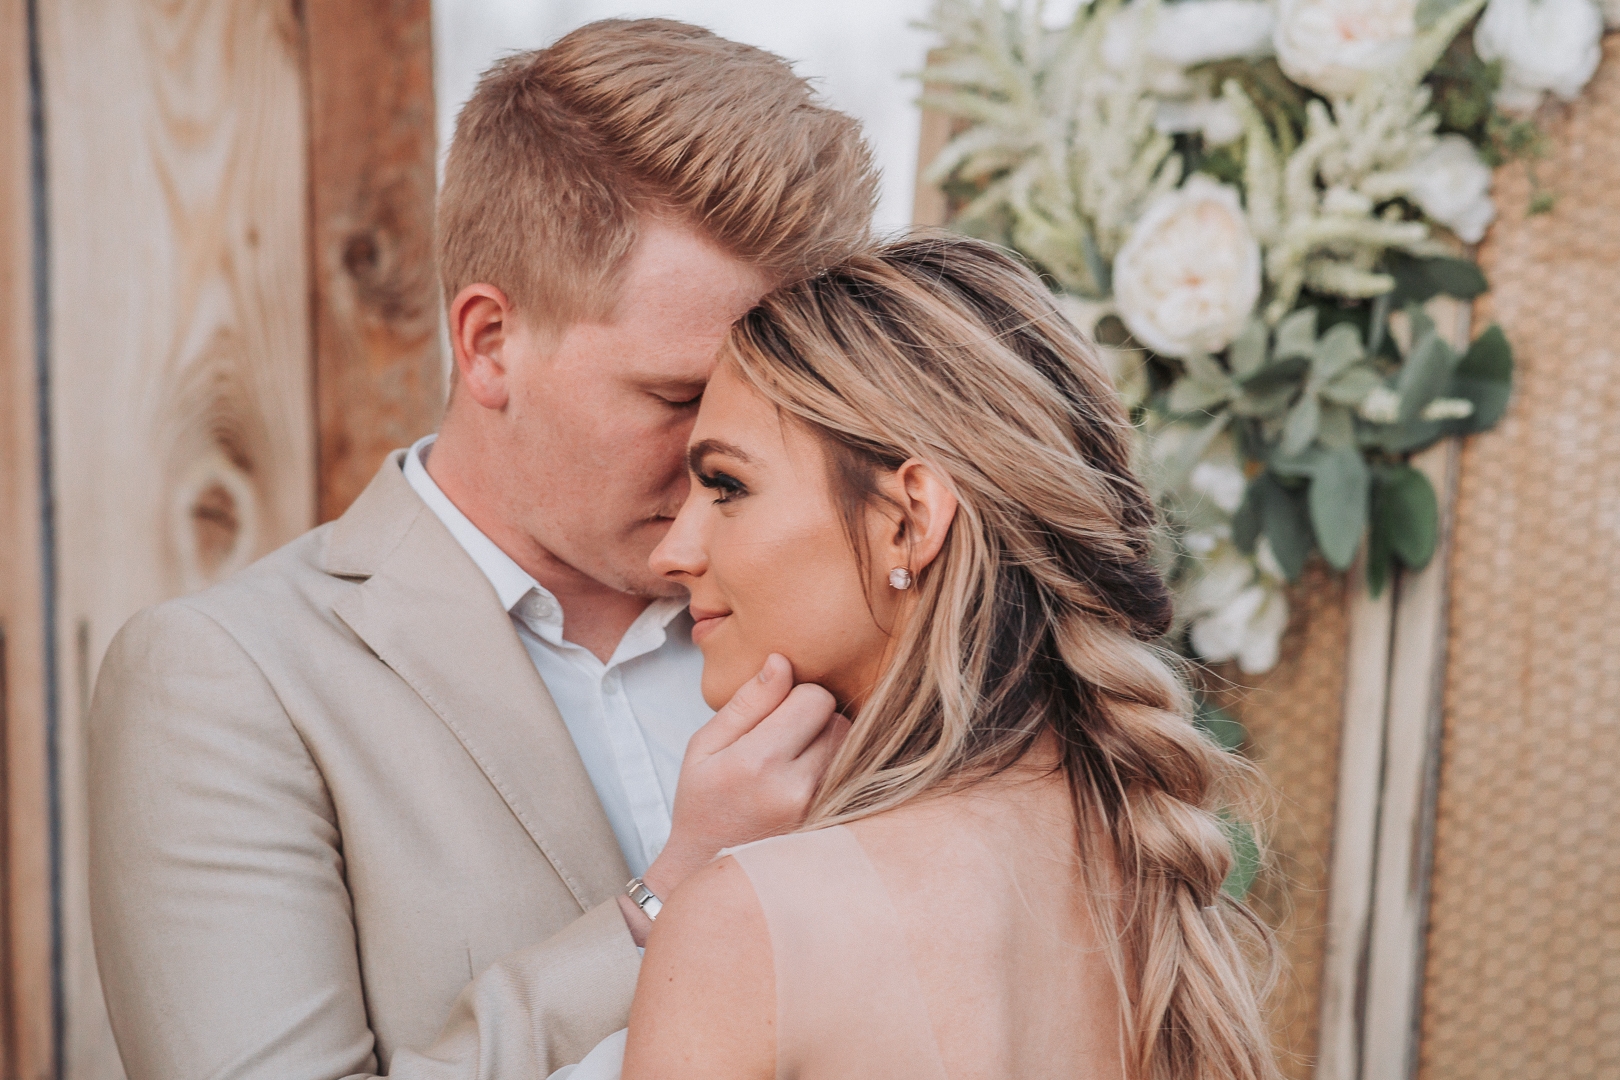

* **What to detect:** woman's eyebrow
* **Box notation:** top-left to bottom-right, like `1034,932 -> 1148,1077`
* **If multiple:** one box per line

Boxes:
687,438 -> 755,472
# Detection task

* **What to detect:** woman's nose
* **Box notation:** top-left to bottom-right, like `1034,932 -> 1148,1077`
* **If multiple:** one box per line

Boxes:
649,491 -> 708,581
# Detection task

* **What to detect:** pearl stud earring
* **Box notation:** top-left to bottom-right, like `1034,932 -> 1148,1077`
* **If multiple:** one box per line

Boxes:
888,567 -> 913,590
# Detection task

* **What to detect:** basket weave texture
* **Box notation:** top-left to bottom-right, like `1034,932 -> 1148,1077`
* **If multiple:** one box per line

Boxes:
1419,36 -> 1620,1080
1213,564 -> 1348,1080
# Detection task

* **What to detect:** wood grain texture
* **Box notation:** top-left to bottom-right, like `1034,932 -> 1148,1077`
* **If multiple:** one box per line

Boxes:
40,0 -> 316,1073
305,0 -> 443,522
1317,569 -> 1394,1080
0,1 -> 54,1075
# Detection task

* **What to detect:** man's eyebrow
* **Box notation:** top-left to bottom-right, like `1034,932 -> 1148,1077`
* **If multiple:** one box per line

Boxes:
687,439 -> 754,471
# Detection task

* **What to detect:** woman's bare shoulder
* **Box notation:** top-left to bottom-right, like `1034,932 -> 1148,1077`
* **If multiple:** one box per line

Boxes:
621,856 -> 774,1080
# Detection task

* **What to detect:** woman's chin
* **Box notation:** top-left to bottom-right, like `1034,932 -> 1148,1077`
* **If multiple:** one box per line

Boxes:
700,665 -> 752,711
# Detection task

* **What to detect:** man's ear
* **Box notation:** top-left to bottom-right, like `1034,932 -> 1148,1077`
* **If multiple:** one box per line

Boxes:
876,459 -> 959,577
448,283 -> 514,411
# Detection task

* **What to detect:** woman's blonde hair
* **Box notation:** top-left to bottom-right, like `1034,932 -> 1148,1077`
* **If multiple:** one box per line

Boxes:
721,234 -> 1281,1080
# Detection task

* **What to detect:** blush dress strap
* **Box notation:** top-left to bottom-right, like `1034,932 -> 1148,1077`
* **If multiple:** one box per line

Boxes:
728,825 -> 950,1080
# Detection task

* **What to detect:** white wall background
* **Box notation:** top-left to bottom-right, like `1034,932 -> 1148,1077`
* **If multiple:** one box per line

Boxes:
431,0 -> 937,233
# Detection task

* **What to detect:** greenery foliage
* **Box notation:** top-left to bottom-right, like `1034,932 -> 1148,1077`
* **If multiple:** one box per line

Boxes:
922,0 -> 1521,681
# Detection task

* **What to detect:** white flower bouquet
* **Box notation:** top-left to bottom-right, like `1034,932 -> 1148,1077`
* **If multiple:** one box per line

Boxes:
921,0 -> 1596,682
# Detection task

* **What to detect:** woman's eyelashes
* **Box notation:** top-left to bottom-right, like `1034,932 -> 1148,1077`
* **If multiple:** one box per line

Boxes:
695,468 -> 748,504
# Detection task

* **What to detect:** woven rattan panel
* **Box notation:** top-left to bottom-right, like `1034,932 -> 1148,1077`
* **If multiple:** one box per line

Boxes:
1419,38 -> 1620,1080
1214,564 -> 1348,1079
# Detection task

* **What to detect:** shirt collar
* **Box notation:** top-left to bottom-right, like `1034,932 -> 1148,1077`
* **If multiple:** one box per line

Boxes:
402,435 -> 691,644
402,434 -> 541,613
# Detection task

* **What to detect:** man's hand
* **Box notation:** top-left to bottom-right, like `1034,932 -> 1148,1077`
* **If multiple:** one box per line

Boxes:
619,654 -> 848,945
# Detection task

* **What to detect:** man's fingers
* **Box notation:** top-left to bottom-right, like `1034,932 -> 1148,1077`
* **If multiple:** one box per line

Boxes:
794,711 -> 850,778
737,682 -> 839,762
689,653 -> 794,754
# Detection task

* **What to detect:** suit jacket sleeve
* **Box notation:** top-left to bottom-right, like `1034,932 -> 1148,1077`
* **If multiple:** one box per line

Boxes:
89,601 -> 641,1080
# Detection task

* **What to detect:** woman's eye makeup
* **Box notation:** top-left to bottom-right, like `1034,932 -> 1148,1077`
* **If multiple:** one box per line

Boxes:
695,469 -> 748,504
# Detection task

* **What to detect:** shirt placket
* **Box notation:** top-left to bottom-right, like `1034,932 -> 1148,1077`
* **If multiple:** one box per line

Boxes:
599,665 -> 674,868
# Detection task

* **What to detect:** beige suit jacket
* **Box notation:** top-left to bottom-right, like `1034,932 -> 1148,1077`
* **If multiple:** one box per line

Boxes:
89,452 -> 643,1080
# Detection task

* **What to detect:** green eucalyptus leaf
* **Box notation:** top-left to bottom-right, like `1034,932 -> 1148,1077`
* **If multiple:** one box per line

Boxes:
1444,324 -> 1513,432
1415,0 -> 1468,27
1308,447 -> 1370,571
1322,365 -> 1384,405
1240,354 -> 1311,392
1164,413 -> 1233,488
1231,382 -> 1298,420
1397,324 -> 1459,421
1255,473 -> 1314,580
1233,477 -> 1263,554
1377,465 -> 1440,570
1318,404 -> 1356,449
1229,319 -> 1269,378
1184,352 -> 1230,384
1387,252 -> 1489,305
1311,323 -> 1365,385
1273,308 -> 1318,361
1220,815 -> 1261,900
1366,506 -> 1393,598
1169,377 -> 1236,414
1365,418 -> 1446,455
1280,393 -> 1321,456
1194,697 -> 1248,752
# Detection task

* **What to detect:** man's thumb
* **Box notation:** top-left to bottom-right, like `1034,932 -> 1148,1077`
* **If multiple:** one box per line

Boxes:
692,653 -> 794,752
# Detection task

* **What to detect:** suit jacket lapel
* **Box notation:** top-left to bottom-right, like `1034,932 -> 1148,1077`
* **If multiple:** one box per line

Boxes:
327,455 -> 630,911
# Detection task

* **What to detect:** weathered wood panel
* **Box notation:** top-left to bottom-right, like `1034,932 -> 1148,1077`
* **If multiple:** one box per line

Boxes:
305,0 -> 444,522
1,2 -> 54,1075
39,0 -> 317,1072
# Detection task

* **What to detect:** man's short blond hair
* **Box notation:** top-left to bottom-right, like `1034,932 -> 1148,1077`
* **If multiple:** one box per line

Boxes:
437,19 -> 879,332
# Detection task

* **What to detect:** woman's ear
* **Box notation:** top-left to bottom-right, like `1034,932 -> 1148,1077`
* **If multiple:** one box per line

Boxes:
875,459 -> 959,578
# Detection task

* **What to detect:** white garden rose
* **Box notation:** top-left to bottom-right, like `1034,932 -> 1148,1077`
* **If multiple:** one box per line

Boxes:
1475,0 -> 1602,112
1407,134 -> 1497,243
1112,176 -> 1262,359
1273,0 -> 1417,97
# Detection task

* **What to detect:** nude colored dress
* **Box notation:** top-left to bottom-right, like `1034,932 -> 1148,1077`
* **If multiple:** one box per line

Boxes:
552,825 -> 949,1080
560,819 -> 1101,1080
730,825 -> 950,1079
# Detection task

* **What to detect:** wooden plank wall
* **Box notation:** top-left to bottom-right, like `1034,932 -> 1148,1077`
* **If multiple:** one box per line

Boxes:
1,1 -> 54,1076
4,1 -> 442,1073
306,0 -> 444,523
39,0 -> 317,1071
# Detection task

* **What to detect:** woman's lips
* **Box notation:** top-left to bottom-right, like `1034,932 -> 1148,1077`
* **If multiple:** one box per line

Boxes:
689,607 -> 730,646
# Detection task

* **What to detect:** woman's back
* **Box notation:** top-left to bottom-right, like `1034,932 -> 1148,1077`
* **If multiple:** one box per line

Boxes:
730,762 -> 1126,1079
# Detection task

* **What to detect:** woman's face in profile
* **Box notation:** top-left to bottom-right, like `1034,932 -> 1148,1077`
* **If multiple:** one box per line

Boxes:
650,364 -> 897,710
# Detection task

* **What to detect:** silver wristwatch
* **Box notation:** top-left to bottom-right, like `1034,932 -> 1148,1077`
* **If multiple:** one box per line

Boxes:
625,877 -> 663,921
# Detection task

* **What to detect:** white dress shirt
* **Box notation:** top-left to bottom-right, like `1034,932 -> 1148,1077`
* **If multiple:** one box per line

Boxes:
402,435 -> 712,876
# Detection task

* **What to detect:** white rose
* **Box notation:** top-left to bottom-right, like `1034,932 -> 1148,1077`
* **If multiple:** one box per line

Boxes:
1406,134 -> 1497,243
1475,0 -> 1602,112
1113,176 -> 1262,358
1273,0 -> 1417,97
